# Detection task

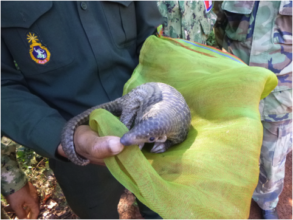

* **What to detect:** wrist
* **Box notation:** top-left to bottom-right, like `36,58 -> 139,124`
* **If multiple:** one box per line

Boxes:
58,125 -> 95,158
57,144 -> 67,158
74,125 -> 98,157
60,125 -> 92,166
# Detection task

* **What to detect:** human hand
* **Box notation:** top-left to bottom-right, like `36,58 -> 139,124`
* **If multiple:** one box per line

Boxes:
58,125 -> 124,165
5,182 -> 39,219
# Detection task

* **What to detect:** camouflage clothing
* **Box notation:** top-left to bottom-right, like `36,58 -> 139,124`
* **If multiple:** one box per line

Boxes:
157,1 -> 217,44
252,120 -> 292,210
1,143 -> 27,196
214,1 -> 292,210
214,1 -> 292,122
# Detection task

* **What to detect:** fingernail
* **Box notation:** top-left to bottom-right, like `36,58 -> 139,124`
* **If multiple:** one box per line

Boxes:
111,145 -> 124,154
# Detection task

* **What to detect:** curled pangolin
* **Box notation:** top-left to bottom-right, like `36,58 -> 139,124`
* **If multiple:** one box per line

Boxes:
61,82 -> 191,166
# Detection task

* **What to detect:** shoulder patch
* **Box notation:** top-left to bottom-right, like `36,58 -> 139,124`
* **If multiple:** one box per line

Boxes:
27,32 -> 50,64
204,1 -> 213,13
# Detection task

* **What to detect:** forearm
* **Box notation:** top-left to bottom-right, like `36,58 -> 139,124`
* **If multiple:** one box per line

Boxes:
2,86 -> 67,159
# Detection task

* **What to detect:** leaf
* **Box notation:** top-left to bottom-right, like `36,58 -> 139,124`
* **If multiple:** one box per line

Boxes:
17,151 -> 24,158
45,161 -> 50,169
30,156 -> 38,165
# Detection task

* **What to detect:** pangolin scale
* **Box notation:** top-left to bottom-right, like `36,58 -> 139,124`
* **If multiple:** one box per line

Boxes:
61,82 -> 191,166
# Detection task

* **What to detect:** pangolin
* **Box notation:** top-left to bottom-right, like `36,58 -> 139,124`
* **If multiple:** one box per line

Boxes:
61,82 -> 191,166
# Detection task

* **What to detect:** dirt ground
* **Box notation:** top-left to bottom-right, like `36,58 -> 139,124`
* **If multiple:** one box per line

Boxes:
249,151 -> 292,219
3,152 -> 291,219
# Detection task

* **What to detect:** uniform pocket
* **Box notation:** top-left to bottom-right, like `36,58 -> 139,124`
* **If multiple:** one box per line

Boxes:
1,1 -> 74,76
221,1 -> 255,41
273,1 -> 292,45
273,122 -> 292,166
199,15 -> 213,36
273,89 -> 292,110
102,1 -> 137,48
263,88 -> 292,121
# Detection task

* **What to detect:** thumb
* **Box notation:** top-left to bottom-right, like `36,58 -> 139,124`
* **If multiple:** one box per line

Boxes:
92,136 -> 124,158
107,138 -> 125,155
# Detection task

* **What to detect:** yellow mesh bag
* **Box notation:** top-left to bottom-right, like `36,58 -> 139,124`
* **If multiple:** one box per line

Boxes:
89,36 -> 278,219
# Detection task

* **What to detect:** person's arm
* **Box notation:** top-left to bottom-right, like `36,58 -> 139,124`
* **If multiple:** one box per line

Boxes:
57,2 -> 163,164
1,143 -> 28,197
1,143 -> 39,219
4,183 -> 40,219
58,2 -> 163,164
2,2 -> 162,165
2,38 -> 124,164
1,38 -> 67,160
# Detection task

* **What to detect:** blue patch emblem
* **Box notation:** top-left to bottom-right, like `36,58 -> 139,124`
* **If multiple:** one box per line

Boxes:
27,33 -> 51,64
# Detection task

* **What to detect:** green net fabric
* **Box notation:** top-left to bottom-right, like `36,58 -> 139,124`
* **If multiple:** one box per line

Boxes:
89,36 -> 278,219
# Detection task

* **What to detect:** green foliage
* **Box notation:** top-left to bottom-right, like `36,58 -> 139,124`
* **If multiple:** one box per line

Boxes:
17,148 -> 50,179
206,31 -> 217,47
16,146 -> 46,170
1,194 -> 8,206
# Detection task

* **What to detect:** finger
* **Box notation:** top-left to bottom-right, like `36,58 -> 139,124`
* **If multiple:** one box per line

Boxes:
23,206 -> 30,218
27,203 -> 40,219
23,198 -> 40,219
91,136 -> 124,158
107,137 -> 125,155
73,126 -> 124,162
13,204 -> 27,219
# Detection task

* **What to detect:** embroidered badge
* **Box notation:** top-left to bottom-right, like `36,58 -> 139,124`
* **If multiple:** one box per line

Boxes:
27,32 -> 51,64
204,1 -> 213,13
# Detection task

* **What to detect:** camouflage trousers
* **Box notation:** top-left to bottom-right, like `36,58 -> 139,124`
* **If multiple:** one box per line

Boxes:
252,119 -> 292,210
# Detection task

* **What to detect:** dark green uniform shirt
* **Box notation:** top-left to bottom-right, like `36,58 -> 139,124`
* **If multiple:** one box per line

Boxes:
1,1 -> 163,159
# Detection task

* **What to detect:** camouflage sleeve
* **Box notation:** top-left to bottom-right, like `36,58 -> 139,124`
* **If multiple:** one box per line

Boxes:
157,1 -> 217,44
213,1 -> 226,49
1,143 -> 27,196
